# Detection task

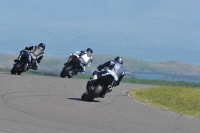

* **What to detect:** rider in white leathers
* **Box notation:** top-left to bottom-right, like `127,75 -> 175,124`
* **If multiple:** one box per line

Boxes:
68,48 -> 93,74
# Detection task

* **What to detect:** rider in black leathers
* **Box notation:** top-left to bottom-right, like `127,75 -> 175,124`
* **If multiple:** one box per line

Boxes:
92,56 -> 125,98
15,43 -> 45,70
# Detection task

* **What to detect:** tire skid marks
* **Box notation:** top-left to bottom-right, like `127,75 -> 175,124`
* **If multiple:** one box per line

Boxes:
46,79 -> 91,114
0,74 -> 90,132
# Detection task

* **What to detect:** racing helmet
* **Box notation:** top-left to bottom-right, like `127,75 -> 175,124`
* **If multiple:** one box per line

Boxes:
38,43 -> 45,50
86,48 -> 93,54
114,56 -> 123,65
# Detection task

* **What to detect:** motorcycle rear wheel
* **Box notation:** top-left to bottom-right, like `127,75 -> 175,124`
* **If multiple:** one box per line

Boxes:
85,84 -> 103,101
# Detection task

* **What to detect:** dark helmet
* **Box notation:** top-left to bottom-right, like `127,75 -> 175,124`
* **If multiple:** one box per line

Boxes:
114,56 -> 123,64
86,48 -> 93,54
38,43 -> 45,50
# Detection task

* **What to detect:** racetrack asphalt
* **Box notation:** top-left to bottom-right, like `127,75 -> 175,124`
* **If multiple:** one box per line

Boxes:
0,73 -> 200,133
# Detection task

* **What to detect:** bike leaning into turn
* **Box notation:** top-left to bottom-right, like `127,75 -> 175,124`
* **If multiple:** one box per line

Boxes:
60,53 -> 81,78
81,69 -> 114,101
11,51 -> 37,75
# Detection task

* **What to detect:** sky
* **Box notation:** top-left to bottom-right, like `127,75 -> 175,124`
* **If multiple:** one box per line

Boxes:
0,0 -> 200,65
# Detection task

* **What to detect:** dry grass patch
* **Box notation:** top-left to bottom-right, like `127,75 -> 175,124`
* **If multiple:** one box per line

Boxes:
129,86 -> 200,118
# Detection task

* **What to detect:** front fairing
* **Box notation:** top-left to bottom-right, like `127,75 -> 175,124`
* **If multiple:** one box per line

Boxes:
64,55 -> 80,71
21,51 -> 31,63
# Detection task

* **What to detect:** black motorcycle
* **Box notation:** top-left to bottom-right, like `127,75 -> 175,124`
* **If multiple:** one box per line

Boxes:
11,51 -> 36,75
60,54 -> 81,78
81,73 -> 114,101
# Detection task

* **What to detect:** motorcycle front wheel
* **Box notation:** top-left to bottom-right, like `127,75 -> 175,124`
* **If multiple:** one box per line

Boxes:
60,63 -> 73,78
81,92 -> 86,100
11,63 -> 23,75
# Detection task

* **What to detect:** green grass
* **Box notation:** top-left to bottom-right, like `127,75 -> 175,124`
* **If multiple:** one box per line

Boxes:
129,86 -> 200,118
122,78 -> 200,88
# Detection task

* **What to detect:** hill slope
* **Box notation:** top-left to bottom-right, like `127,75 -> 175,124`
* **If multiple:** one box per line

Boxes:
1,53 -> 200,82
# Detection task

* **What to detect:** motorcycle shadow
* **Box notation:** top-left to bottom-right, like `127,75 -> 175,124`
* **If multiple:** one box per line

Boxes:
2,72 -> 26,76
68,98 -> 101,102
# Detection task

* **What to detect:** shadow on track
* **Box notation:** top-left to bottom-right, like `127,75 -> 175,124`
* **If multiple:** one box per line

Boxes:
68,98 -> 101,102
1,72 -> 28,76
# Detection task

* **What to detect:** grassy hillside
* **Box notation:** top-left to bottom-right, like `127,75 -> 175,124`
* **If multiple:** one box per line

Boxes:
1,53 -> 200,82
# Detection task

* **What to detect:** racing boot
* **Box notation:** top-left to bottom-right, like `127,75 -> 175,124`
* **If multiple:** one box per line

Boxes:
67,70 -> 73,78
32,66 -> 38,70
75,68 -> 85,75
31,60 -> 38,70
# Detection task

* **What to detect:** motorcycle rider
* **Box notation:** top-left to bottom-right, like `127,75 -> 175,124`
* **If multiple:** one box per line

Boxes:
91,56 -> 125,98
68,48 -> 93,74
15,43 -> 45,70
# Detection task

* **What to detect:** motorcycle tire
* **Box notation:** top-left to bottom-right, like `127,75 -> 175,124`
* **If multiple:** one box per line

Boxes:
81,92 -> 86,100
60,68 -> 67,78
60,63 -> 73,78
85,84 -> 103,101
11,63 -> 22,75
